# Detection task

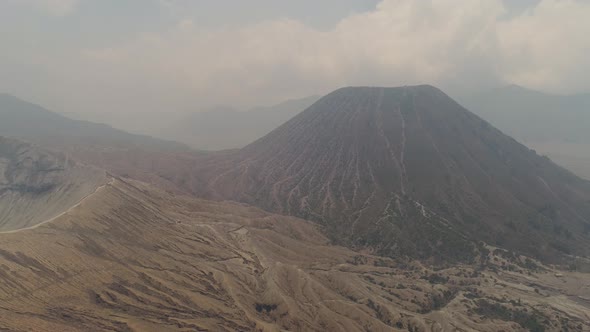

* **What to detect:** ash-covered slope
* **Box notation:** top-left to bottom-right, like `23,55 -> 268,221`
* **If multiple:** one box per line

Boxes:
201,85 -> 590,263
1,176 -> 588,332
0,137 -> 107,232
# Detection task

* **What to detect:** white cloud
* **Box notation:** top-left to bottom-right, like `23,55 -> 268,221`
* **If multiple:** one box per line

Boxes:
497,0 -> 590,93
7,0 -> 590,119
72,0 -> 506,109
11,0 -> 79,16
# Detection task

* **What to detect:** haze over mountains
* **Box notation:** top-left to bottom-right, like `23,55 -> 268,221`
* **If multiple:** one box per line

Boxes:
8,84 -> 588,183
187,85 -> 590,264
155,96 -> 320,150
3,85 -> 590,263
4,85 -> 589,264
0,93 -> 189,152
1,85 -> 590,331
461,85 -> 590,180
3,0 -> 590,330
1,158 -> 588,331
58,84 -> 590,180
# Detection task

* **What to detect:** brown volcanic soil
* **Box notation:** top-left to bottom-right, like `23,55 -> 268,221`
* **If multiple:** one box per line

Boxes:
0,176 -> 588,332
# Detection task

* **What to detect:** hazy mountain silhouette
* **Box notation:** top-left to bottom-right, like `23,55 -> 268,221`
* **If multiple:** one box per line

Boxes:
1,137 -> 588,332
157,95 -> 320,150
193,85 -> 590,264
460,85 -> 590,179
7,88 -> 589,265
0,93 -> 188,152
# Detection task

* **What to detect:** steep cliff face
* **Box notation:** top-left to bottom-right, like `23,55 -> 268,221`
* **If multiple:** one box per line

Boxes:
195,86 -> 590,263
0,137 -> 107,232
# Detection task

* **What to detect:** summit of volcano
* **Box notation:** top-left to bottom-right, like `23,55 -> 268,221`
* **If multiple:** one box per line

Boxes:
185,85 -> 590,264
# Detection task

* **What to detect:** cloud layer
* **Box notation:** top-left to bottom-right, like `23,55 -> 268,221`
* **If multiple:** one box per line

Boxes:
9,0 -> 78,16
3,0 -> 590,119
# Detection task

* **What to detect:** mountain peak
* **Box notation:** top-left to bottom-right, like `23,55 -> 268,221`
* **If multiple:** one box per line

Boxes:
329,84 -> 444,96
310,85 -> 455,118
194,85 -> 590,264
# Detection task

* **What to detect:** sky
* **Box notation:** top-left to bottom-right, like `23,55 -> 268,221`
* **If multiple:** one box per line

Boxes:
1,0 -> 589,126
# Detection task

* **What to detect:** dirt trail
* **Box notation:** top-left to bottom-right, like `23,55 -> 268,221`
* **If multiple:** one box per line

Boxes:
0,177 -> 114,234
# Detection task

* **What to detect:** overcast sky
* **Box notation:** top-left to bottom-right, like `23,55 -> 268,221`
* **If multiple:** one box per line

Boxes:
1,0 -> 588,124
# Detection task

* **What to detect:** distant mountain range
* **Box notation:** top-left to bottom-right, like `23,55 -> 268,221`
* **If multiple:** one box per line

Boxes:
459,85 -> 590,179
187,85 -> 590,264
2,139 -> 587,331
19,84 -> 588,182
2,87 -> 590,331
0,93 -> 189,152
154,95 -> 320,150
2,87 -> 590,265
141,85 -> 590,180
460,85 -> 590,144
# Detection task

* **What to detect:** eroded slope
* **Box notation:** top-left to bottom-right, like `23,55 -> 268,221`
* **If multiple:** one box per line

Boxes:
0,137 -> 107,232
0,177 -> 588,331
192,86 -> 590,264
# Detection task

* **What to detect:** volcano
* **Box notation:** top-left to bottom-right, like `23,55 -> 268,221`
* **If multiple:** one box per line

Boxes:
195,85 -> 590,263
1,137 -> 588,332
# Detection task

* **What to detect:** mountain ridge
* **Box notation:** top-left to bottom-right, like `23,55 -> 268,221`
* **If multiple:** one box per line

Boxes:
5,86 -> 589,265
1,95 -> 590,330
459,85 -> 590,180
188,85 -> 590,264
0,136 -> 108,232
159,95 -> 320,150
0,93 -> 190,152
1,166 -> 588,331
